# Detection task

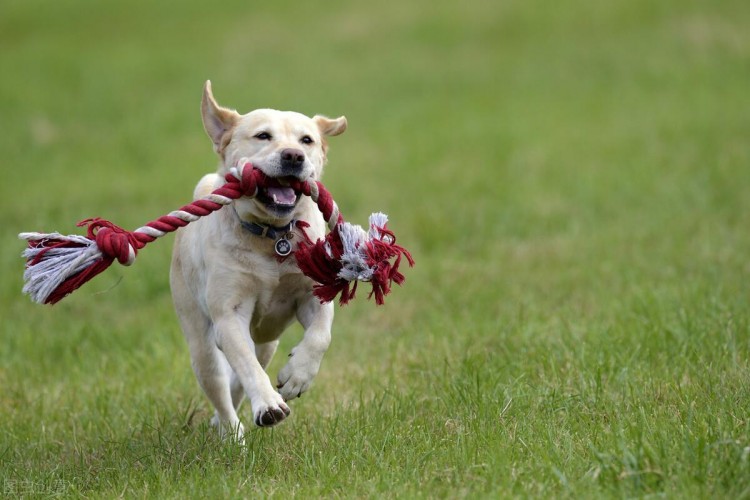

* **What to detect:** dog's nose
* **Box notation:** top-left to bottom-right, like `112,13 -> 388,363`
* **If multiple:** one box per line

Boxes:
280,148 -> 305,171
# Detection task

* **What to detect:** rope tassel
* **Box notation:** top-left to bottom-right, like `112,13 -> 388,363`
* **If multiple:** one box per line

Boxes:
295,213 -> 414,305
19,163 -> 413,306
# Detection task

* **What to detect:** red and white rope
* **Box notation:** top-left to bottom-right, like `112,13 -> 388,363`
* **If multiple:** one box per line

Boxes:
19,162 -> 412,306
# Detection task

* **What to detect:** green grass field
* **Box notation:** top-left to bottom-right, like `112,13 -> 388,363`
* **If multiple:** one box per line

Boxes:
2,0 -> 749,497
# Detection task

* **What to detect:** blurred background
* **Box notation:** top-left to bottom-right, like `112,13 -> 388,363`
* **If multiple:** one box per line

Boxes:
3,0 -> 746,305
0,0 -> 749,494
2,0 -> 749,426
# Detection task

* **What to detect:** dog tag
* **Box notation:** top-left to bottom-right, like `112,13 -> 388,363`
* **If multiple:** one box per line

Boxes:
275,237 -> 293,257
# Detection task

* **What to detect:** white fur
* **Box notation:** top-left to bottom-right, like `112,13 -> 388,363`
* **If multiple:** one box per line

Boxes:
170,81 -> 347,439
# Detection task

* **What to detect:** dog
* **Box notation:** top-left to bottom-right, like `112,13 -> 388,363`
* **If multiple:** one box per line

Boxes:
170,81 -> 347,439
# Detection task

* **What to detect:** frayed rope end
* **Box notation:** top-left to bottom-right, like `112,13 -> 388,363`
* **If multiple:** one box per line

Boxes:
295,212 -> 414,306
18,219 -> 140,305
19,231 -> 107,304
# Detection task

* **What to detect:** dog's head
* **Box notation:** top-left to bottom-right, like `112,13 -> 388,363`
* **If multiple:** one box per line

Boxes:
201,80 -> 347,221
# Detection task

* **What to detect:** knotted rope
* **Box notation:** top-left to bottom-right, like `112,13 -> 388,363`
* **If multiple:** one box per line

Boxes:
19,163 -> 413,305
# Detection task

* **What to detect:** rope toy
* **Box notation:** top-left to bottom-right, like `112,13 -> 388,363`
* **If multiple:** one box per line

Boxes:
19,163 -> 414,306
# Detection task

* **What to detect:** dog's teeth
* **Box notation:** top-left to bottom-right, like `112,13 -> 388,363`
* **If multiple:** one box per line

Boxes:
267,186 -> 296,206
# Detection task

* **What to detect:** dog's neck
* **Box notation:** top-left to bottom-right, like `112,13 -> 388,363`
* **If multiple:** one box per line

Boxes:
232,206 -> 295,240
230,205 -> 300,257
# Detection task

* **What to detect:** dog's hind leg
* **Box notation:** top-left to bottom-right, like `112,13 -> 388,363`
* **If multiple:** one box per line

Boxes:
255,341 -> 279,370
229,371 -> 244,412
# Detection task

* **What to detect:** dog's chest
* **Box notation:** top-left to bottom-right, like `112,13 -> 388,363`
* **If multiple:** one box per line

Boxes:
249,272 -> 310,343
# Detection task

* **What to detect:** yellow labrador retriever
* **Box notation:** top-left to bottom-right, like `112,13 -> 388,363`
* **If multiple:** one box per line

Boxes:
170,81 -> 346,438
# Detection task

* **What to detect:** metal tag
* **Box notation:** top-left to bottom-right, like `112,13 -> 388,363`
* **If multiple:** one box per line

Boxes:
275,237 -> 293,257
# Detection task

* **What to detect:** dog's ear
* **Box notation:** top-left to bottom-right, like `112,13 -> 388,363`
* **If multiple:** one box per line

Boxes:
201,80 -> 240,154
313,115 -> 347,137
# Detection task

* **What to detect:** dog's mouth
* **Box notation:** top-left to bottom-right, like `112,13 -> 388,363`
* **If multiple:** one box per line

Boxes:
256,176 -> 303,213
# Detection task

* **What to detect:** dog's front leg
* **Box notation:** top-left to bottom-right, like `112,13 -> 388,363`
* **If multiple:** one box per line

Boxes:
211,301 -> 291,427
277,298 -> 334,400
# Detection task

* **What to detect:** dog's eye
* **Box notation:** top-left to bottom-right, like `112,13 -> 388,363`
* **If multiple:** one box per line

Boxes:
300,135 -> 314,145
254,132 -> 272,141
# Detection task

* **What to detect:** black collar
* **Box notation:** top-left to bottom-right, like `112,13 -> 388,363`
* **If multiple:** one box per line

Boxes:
240,219 -> 295,240
234,209 -> 294,240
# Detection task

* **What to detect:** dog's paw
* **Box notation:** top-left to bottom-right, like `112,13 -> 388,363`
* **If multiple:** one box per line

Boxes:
276,347 -> 322,401
210,415 -> 246,442
253,401 -> 291,427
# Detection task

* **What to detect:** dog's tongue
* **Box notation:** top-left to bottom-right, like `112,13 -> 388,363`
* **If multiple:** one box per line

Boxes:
267,186 -> 297,206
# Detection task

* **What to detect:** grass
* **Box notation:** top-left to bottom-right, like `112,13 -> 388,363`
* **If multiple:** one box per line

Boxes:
1,0 -> 749,497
